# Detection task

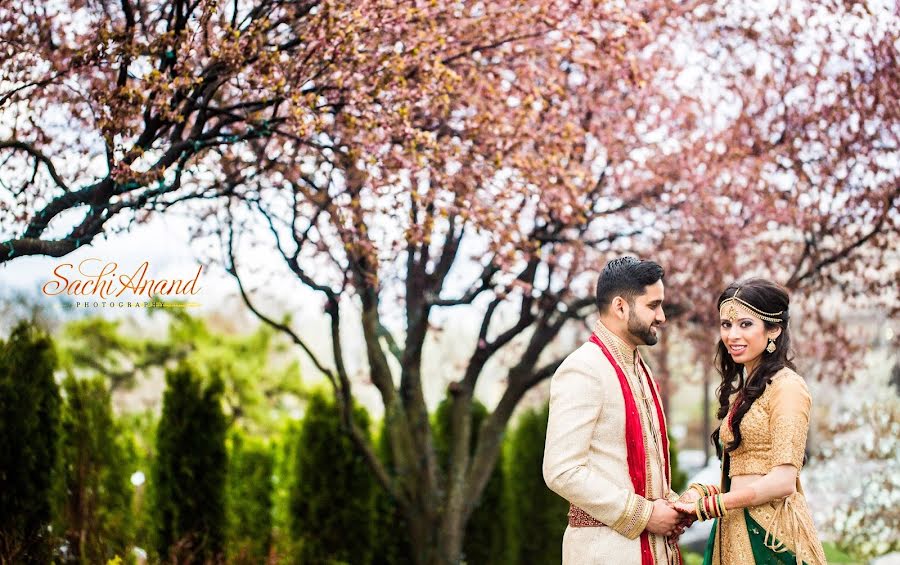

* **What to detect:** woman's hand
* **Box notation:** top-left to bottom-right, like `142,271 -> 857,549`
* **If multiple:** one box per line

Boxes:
671,501 -> 696,515
677,488 -> 702,504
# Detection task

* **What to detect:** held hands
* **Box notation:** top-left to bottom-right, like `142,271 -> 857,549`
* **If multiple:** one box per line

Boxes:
671,500 -> 697,516
653,489 -> 704,540
672,484 -> 730,522
671,488 -> 702,516
647,486 -> 712,540
668,499 -> 697,539
645,499 -> 694,539
677,488 -> 702,505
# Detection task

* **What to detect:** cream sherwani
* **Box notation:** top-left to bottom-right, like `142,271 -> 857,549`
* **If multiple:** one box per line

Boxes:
543,321 -> 677,565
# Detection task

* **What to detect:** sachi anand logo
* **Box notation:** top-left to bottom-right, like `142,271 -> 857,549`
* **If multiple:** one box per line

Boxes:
41,258 -> 203,308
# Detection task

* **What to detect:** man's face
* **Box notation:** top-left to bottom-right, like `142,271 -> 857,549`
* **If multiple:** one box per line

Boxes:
626,280 -> 666,346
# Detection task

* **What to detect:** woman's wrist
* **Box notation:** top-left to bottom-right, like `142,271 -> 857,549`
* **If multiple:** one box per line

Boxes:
693,493 -> 729,521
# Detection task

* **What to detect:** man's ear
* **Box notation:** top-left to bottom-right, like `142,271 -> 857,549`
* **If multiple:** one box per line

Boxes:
611,296 -> 629,320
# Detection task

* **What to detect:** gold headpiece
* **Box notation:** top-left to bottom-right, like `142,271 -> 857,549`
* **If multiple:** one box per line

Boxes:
719,289 -> 784,324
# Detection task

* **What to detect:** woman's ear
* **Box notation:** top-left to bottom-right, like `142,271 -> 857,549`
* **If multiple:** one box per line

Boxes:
768,326 -> 783,340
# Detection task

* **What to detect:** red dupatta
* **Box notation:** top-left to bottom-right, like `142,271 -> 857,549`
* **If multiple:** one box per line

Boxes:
589,333 -> 672,565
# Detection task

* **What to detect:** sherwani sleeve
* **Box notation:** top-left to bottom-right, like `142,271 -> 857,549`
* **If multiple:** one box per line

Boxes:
542,357 -> 653,539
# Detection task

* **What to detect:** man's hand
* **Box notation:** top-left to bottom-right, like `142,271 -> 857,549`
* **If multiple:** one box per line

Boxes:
644,498 -> 683,537
668,504 -> 697,540
668,489 -> 701,539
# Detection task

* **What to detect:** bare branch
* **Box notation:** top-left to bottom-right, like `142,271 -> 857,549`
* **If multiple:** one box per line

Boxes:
224,209 -> 400,501
0,74 -> 61,106
431,260 -> 500,307
788,189 -> 900,288
0,140 -> 70,192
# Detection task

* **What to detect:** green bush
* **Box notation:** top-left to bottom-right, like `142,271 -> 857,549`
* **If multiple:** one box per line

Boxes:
117,411 -> 157,560
289,391 -> 375,565
269,421 -> 301,562
669,432 -> 688,495
504,404 -> 568,565
226,431 -> 274,564
55,375 -> 133,563
154,363 -> 228,564
0,321 -> 61,564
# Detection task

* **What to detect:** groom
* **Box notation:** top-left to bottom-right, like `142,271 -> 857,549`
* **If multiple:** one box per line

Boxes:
543,257 -> 689,564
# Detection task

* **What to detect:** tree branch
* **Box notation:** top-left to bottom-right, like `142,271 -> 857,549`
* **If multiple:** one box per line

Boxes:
431,260 -> 500,307
224,211 -> 400,502
0,141 -> 70,192
788,189 -> 900,288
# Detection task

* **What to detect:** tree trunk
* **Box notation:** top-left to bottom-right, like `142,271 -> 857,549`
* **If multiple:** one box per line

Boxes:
407,513 -> 436,565
436,522 -> 464,565
405,513 -> 467,565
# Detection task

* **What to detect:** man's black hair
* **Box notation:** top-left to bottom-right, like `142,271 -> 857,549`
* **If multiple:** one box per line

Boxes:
595,257 -> 665,313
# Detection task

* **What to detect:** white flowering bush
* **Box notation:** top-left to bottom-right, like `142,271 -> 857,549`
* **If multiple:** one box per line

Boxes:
810,395 -> 900,559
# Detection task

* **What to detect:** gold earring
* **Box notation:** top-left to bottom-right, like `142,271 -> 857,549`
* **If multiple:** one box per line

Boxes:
766,338 -> 777,353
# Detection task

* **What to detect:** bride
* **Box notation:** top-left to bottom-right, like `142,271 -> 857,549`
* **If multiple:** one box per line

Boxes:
673,278 -> 827,564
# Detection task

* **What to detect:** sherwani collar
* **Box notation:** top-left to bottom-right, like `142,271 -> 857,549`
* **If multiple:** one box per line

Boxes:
593,319 -> 639,371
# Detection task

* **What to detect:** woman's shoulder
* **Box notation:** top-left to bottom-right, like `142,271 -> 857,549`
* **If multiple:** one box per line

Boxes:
769,366 -> 807,387
765,366 -> 811,404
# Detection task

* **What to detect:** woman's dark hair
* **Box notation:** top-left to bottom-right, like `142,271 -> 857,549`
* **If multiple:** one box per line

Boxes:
595,257 -> 665,313
711,278 -> 794,458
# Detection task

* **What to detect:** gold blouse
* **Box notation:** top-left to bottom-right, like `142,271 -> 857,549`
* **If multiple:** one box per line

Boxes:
712,368 -> 827,565
720,367 -> 810,476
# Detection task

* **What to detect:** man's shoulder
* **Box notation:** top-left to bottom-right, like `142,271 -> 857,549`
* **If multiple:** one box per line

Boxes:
556,339 -> 617,379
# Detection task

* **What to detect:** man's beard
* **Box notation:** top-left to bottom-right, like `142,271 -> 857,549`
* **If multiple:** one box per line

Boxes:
628,313 -> 659,346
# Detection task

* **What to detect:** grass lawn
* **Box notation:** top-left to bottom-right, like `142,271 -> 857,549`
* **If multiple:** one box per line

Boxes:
824,542 -> 864,564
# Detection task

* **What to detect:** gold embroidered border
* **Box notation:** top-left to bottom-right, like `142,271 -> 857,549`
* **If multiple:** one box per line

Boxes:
610,492 -> 636,533
611,492 -> 652,539
630,495 -> 653,539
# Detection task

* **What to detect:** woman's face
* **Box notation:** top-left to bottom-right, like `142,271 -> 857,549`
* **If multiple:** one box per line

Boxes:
720,314 -> 777,368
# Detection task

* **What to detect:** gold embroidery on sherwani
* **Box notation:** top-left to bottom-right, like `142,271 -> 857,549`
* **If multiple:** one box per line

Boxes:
716,369 -> 827,565
594,321 -> 675,564
613,492 -> 654,540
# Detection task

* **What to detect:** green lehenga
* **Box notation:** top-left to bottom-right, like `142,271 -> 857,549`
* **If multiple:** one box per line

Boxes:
703,511 -> 807,565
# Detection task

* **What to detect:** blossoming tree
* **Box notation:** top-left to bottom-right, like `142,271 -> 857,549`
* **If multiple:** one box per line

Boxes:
1,0 -> 897,562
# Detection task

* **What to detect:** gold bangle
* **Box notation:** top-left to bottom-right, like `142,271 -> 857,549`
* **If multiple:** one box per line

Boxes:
695,499 -> 704,521
718,494 -> 728,517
